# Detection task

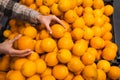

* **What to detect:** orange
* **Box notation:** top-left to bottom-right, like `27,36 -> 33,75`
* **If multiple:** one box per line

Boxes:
40,38 -> 57,52
29,4 -> 37,10
8,32 -> 19,40
74,6 -> 84,16
83,0 -> 93,7
35,40 -> 44,54
58,0 -> 71,12
51,3 -> 63,16
83,26 -> 94,40
17,36 -> 35,50
27,52 -> 39,61
27,74 -> 41,80
25,0 -> 34,6
6,70 -> 25,80
64,72 -> 74,80
105,42 -> 118,52
71,28 -> 84,41
92,26 -> 102,37
93,0 -> 104,9
107,66 -> 120,80
84,7 -> 93,14
97,60 -> 111,72
42,75 -> 55,80
69,0 -> 77,9
81,52 -> 95,65
104,5 -> 114,16
35,58 -> 47,74
93,9 -> 103,17
64,10 -> 78,23
73,75 -> 84,80
41,67 -> 52,77
17,25 -> 25,34
51,24 -> 65,38
63,32 -> 72,39
103,22 -> 112,32
102,47 -> 117,61
58,37 -> 74,50
83,13 -> 95,26
97,69 -> 106,80
39,29 -> 50,40
76,0 -> 83,6
82,65 -> 98,80
3,29 -> 12,38
94,17 -> 104,26
61,20 -> 72,32
67,57 -> 84,73
23,26 -> 37,39
86,47 -> 97,58
102,31 -> 113,41
72,39 -> 88,56
43,0 -> 55,6
57,49 -> 72,63
39,5 -> 50,15
10,25 -> 18,32
45,52 -> 58,66
90,37 -> 105,49
102,15 -> 110,23
35,0 -> 42,7
9,19 -> 16,27
0,71 -> 6,80
72,17 -> 85,29
52,64 -> 69,79
14,58 -> 28,70
21,61 -> 36,77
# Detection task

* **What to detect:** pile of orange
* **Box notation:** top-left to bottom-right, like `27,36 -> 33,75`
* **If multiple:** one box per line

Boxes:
1,0 -> 120,80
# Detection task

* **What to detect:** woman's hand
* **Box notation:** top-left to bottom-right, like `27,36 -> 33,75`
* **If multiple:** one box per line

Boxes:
0,34 -> 32,57
36,15 -> 66,34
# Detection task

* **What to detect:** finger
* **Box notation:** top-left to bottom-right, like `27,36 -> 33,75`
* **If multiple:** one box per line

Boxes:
11,51 -> 32,57
45,24 -> 52,34
53,15 -> 66,29
9,34 -> 22,43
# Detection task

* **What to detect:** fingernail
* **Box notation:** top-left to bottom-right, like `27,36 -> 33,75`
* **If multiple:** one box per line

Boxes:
50,31 -> 52,34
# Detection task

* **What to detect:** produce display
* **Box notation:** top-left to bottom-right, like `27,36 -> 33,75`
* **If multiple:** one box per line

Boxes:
0,0 -> 120,80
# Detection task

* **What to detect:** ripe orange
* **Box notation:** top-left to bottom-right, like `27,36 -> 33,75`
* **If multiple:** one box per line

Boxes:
83,13 -> 95,27
25,0 -> 34,6
51,3 -> 63,16
39,29 -> 50,40
94,17 -> 105,26
64,10 -> 78,23
69,0 -> 77,9
71,28 -> 84,41
72,39 -> 88,56
82,65 -> 98,80
35,40 -> 44,54
103,22 -> 112,32
74,6 -> 84,17
43,0 -> 55,6
17,36 -> 35,50
35,0 -> 42,7
3,29 -> 12,38
104,5 -> 114,16
21,61 -> 36,77
90,37 -> 105,49
81,52 -> 96,65
52,65 -> 69,79
27,74 -> 41,80
97,69 -> 106,80
97,60 -> 111,72
9,19 -> 16,27
42,75 -> 55,80
61,20 -> 72,32
76,0 -> 83,6
41,67 -> 52,77
102,31 -> 113,41
102,15 -> 110,23
29,4 -> 37,10
105,42 -> 118,52
40,38 -> 57,52
27,52 -> 39,61
93,0 -> 104,9
67,57 -> 84,73
102,47 -> 117,61
23,26 -> 37,39
107,66 -> 120,80
51,24 -> 65,38
57,49 -> 72,63
92,26 -> 102,37
58,0 -> 71,12
58,37 -> 74,50
84,7 -> 93,14
0,71 -> 6,80
83,0 -> 93,7
35,58 -> 47,74
39,5 -> 50,15
86,47 -> 97,58
64,72 -> 74,80
93,9 -> 103,17
72,17 -> 85,29
45,52 -> 58,66
73,75 -> 84,80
